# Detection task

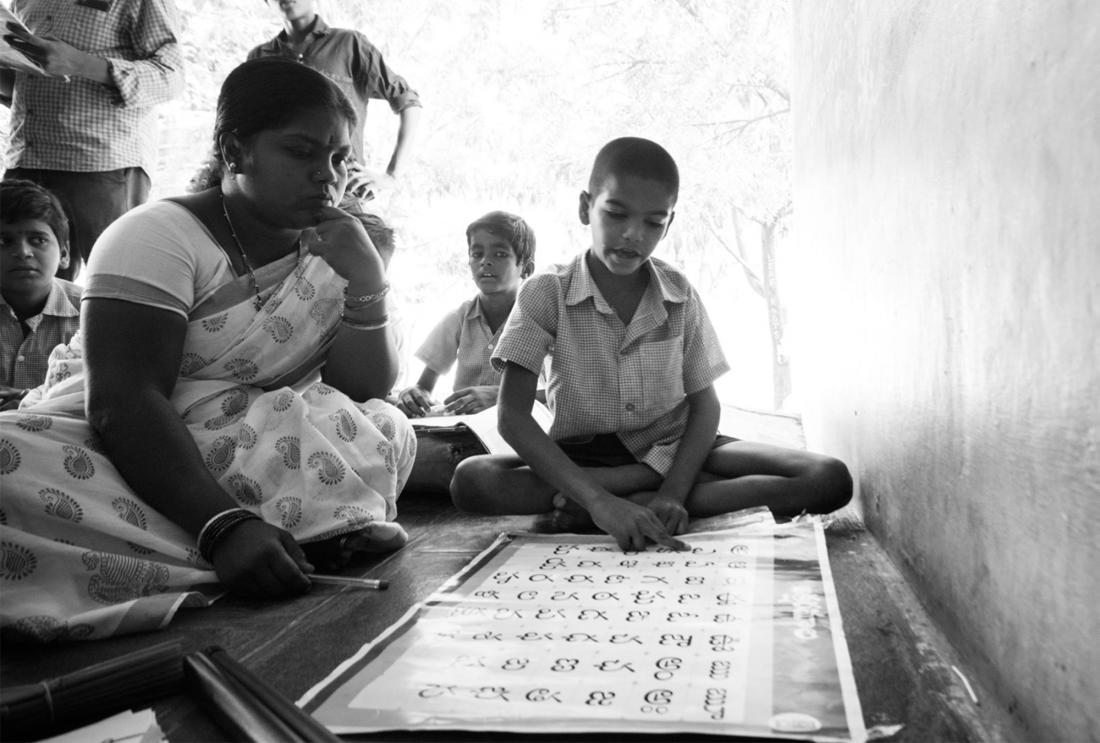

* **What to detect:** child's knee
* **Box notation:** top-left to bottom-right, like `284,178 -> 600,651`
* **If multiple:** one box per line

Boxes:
450,456 -> 494,511
809,455 -> 853,511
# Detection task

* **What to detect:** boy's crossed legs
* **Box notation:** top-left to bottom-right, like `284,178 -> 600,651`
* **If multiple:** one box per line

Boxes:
450,440 -> 852,532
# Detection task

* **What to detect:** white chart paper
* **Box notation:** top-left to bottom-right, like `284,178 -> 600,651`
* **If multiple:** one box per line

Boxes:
301,520 -> 865,741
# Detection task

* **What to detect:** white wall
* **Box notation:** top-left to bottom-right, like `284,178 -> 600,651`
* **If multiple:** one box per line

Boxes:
791,2 -> 1100,740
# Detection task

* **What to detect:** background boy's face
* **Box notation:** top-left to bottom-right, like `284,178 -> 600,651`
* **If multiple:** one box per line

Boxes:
0,218 -> 67,299
468,228 -> 524,296
580,174 -> 675,276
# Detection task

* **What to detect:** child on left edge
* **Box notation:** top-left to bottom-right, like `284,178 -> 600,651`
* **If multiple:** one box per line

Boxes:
0,179 -> 81,410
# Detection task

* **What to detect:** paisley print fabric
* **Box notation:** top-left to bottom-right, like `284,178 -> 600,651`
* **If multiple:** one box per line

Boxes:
0,240 -> 414,642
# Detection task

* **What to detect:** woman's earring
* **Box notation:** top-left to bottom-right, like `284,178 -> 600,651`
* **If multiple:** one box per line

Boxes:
227,161 -> 237,174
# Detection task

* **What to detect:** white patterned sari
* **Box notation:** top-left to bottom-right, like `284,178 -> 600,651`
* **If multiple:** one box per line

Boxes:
0,202 -> 415,642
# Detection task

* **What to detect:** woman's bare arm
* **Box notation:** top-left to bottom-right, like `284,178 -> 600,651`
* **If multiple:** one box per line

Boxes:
83,298 -> 311,595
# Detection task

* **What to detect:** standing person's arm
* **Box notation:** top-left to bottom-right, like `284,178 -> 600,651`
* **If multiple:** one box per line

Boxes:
352,30 -> 421,181
385,104 -> 421,179
83,299 -> 313,596
2,0 -> 183,102
101,0 -> 185,105
3,22 -> 111,82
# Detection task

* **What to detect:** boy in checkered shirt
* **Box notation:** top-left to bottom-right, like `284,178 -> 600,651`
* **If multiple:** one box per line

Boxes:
452,137 -> 852,551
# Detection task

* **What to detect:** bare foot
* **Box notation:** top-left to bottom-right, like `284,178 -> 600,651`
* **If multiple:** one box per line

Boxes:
551,493 -> 597,533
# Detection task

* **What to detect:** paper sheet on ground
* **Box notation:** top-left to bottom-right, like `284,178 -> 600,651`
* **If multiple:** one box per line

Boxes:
411,401 -> 552,457
300,519 -> 866,742
38,708 -> 162,743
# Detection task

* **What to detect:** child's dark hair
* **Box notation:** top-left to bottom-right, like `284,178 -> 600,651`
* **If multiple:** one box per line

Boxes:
354,211 -> 396,268
587,137 -> 680,203
465,211 -> 536,270
0,179 -> 70,247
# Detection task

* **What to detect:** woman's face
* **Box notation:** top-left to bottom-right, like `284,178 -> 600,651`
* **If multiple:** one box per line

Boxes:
235,107 -> 353,228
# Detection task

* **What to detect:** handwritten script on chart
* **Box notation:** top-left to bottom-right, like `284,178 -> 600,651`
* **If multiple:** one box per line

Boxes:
300,521 -> 866,742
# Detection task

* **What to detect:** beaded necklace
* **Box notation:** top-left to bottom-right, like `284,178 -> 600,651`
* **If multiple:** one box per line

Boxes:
220,193 -> 264,310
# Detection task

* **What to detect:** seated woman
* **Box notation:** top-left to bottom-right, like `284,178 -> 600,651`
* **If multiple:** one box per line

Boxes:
0,58 -> 416,642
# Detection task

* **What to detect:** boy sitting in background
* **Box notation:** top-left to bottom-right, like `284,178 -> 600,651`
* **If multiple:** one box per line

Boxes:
396,211 -> 535,495
451,137 -> 852,551
0,180 -> 81,410
397,210 -> 536,417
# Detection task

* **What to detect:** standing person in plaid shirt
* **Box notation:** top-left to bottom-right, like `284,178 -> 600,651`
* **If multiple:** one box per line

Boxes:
1,0 -> 184,280
452,137 -> 853,551
0,180 -> 80,410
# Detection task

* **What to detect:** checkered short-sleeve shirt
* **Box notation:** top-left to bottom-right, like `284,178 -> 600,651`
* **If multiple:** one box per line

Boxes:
415,297 -> 502,391
492,252 -> 729,475
1,278 -> 82,389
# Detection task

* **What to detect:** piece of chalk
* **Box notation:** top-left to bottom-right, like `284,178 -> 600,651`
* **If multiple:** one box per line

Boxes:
310,574 -> 388,590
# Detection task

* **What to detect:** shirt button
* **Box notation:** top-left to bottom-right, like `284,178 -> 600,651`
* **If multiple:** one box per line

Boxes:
16,355 -> 26,362
624,403 -> 635,412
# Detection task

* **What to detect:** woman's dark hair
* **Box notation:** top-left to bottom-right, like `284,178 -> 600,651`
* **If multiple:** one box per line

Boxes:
213,58 -> 357,161
0,179 -> 71,247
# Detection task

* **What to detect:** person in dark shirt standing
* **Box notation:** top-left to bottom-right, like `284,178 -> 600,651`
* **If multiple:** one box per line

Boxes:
1,0 -> 184,280
248,0 -> 422,204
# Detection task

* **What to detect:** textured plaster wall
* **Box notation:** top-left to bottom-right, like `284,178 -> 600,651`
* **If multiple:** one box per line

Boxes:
790,2 -> 1100,740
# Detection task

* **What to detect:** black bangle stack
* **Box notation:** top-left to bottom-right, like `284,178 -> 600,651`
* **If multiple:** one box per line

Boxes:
197,508 -> 262,564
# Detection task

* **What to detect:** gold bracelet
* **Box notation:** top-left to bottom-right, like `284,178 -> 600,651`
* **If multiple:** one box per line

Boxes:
340,314 -> 390,331
344,282 -> 389,309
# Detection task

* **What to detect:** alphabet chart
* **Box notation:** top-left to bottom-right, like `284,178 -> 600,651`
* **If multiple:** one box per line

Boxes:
300,520 -> 866,742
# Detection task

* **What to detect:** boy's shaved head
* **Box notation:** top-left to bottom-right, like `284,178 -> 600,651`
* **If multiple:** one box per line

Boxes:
587,137 -> 679,203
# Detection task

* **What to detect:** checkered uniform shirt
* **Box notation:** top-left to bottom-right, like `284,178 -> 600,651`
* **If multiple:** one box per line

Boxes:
492,252 -> 729,475
1,278 -> 82,389
5,0 -> 184,171
416,297 -> 502,390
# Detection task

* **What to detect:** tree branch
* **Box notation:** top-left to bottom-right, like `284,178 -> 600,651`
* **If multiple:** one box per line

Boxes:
696,107 -> 791,138
705,216 -> 766,299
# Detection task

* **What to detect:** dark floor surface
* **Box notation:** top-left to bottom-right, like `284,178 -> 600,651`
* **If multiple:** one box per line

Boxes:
1,409 -> 1023,741
2,490 -> 1019,742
